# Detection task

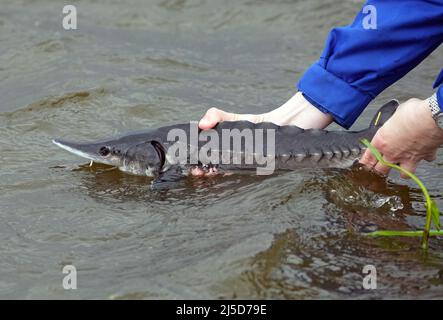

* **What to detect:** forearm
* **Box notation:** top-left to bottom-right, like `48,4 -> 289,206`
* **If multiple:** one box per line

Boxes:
298,0 -> 443,129
222,92 -> 333,129
262,92 -> 333,129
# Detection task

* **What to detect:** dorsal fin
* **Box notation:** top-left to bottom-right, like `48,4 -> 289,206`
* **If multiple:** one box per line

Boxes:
369,99 -> 399,128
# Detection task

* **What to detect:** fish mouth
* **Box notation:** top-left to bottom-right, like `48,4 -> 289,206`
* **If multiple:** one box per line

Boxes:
52,139 -> 113,164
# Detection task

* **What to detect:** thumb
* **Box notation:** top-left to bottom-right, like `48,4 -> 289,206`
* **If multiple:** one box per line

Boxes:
199,107 -> 235,130
199,107 -> 222,130
360,146 -> 378,168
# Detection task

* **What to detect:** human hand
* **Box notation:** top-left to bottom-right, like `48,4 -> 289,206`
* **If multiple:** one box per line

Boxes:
360,98 -> 443,178
198,92 -> 333,130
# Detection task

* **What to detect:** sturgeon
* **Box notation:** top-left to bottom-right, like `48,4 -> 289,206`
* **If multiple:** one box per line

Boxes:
53,100 -> 398,184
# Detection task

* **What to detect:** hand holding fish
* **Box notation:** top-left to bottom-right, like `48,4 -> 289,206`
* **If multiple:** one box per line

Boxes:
200,94 -> 443,179
360,98 -> 443,178
198,92 -> 333,130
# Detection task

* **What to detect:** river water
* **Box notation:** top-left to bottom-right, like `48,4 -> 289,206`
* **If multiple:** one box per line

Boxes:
1,0 -> 443,299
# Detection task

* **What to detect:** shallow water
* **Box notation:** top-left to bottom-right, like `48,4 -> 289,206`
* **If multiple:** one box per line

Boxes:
1,0 -> 443,299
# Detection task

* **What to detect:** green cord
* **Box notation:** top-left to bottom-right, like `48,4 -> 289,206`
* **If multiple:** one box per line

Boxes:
361,139 -> 441,250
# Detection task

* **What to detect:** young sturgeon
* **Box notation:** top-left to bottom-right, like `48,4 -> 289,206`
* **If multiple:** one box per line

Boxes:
53,100 -> 398,183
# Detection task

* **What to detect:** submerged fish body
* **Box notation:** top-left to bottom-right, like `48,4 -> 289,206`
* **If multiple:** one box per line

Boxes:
53,100 -> 399,182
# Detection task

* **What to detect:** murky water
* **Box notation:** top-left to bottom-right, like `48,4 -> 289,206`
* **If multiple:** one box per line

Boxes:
1,0 -> 443,299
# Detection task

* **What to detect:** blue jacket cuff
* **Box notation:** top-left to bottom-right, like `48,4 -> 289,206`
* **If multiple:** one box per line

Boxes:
297,63 -> 374,129
437,85 -> 443,109
434,69 -> 443,108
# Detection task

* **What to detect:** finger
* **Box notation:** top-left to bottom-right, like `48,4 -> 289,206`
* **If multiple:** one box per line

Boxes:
399,161 -> 417,179
373,161 -> 391,176
199,107 -> 230,130
359,132 -> 386,168
190,167 -> 205,176
360,148 -> 378,168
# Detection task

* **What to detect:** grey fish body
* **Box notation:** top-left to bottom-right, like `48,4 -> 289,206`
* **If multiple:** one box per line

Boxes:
53,100 -> 399,180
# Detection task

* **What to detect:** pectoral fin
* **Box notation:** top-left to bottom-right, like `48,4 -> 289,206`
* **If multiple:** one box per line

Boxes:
151,166 -> 186,190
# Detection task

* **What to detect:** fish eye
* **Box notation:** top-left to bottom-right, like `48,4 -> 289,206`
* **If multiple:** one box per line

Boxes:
99,146 -> 110,156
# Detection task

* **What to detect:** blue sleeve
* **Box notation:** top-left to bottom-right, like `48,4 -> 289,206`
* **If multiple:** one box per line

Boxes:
297,0 -> 443,129
435,70 -> 443,108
